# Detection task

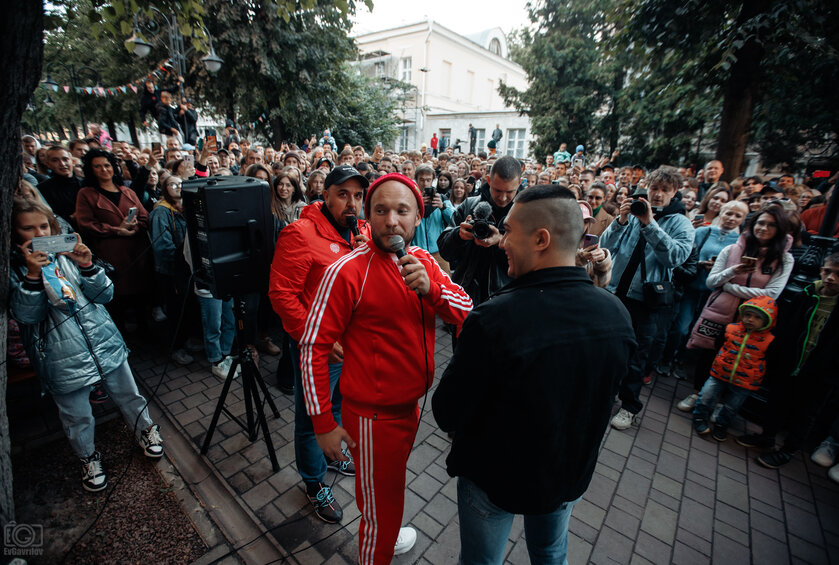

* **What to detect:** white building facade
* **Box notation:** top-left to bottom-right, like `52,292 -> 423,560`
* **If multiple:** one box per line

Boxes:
354,20 -> 533,158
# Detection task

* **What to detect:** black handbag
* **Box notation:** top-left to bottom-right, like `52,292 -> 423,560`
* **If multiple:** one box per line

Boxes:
640,249 -> 675,309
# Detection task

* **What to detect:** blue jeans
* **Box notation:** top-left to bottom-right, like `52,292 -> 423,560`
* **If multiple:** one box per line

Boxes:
198,296 -> 235,363
290,342 -> 343,485
693,376 -> 752,428
52,360 -> 153,458
457,477 -> 579,565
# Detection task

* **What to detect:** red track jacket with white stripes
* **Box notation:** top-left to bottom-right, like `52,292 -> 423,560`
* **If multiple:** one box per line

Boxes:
299,242 -> 473,434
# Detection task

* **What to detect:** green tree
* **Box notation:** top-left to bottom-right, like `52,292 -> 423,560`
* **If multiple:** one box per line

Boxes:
617,0 -> 839,177
1,0 -> 366,538
499,0 -> 615,161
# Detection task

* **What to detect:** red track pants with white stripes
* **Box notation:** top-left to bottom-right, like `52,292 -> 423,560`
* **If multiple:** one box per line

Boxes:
344,403 -> 419,565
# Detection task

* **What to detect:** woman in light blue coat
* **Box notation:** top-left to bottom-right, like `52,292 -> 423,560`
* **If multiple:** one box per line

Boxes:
10,198 -> 163,492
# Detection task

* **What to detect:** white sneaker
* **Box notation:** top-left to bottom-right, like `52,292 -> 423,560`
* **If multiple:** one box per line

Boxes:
172,348 -> 194,365
677,393 -> 699,412
610,408 -> 635,430
393,526 -> 417,556
811,437 -> 838,467
211,356 -> 240,379
828,463 -> 839,484
151,306 -> 167,323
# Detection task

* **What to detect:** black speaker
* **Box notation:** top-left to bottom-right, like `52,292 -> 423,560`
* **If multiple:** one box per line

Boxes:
182,175 -> 273,299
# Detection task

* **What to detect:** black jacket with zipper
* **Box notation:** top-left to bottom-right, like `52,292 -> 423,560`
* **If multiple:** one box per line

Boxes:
432,267 -> 636,514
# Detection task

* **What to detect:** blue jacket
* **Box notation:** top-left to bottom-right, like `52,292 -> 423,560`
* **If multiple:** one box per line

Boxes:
149,201 -> 186,276
10,254 -> 128,395
601,207 -> 694,302
690,226 -> 740,291
414,201 -> 454,254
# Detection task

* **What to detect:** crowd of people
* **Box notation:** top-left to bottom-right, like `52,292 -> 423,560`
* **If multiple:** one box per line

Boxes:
11,114 -> 839,563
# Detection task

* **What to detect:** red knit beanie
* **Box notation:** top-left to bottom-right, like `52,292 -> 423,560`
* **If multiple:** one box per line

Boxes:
364,172 -> 425,218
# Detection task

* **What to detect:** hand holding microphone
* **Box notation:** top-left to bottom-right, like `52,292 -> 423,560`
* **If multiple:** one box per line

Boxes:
347,215 -> 369,246
389,235 -> 431,296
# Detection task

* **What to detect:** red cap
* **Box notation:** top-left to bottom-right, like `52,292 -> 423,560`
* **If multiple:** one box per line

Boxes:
364,172 -> 425,218
578,200 -> 595,223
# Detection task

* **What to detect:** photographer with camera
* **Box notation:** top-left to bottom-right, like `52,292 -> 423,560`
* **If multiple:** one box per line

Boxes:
438,155 -> 521,306
413,165 -> 455,273
600,167 -> 694,431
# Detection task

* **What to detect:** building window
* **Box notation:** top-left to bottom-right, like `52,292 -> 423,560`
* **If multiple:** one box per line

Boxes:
475,129 -> 486,152
466,70 -> 475,103
400,57 -> 412,82
374,62 -> 385,78
489,38 -> 502,56
506,129 -> 526,158
399,126 -> 411,152
442,60 -> 453,98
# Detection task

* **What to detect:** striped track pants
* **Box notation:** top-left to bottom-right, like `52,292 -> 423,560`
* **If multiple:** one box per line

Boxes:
344,404 -> 419,565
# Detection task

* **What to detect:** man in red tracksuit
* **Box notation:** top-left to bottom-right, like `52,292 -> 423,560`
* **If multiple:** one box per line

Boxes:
269,164 -> 371,523
300,173 -> 473,564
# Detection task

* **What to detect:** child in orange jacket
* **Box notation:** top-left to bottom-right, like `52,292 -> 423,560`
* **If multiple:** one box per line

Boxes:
693,296 -> 777,441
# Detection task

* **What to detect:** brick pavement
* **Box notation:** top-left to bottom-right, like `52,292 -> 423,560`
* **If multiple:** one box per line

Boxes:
126,321 -> 839,564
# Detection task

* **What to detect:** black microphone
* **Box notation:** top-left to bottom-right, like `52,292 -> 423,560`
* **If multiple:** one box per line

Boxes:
347,215 -> 360,237
389,235 -> 407,259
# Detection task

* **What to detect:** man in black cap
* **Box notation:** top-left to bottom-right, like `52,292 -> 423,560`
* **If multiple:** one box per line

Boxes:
268,164 -> 370,524
759,185 -> 784,208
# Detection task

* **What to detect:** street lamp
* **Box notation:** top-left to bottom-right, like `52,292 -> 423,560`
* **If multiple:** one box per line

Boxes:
132,9 -> 223,97
41,63 -> 101,138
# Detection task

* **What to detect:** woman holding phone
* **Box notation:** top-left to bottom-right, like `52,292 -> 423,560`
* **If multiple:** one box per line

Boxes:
678,206 -> 793,411
75,149 -> 152,331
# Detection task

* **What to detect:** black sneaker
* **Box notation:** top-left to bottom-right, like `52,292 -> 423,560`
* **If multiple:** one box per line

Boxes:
89,383 -> 109,405
736,433 -> 774,449
712,424 -> 728,442
306,482 -> 343,523
81,451 -> 108,492
757,450 -> 795,469
693,418 -> 710,435
140,424 -> 164,458
327,449 -> 356,476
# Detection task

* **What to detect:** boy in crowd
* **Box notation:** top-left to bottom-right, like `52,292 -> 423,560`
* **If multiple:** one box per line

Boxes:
694,297 -> 777,441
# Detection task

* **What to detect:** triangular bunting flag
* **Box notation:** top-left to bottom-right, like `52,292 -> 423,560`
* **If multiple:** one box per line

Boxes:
63,86 -> 70,93
130,85 -> 138,93
86,87 -> 94,94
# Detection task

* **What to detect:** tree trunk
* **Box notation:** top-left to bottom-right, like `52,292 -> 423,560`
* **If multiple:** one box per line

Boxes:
107,120 -> 118,142
0,0 -> 44,530
270,115 -> 286,147
128,114 -> 140,147
715,0 -> 768,181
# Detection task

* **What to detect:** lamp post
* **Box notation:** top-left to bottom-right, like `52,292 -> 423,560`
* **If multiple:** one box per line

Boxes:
129,8 -> 223,98
42,63 -> 102,139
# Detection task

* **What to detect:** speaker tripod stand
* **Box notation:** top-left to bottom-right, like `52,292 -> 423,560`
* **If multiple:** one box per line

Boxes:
201,296 -> 280,472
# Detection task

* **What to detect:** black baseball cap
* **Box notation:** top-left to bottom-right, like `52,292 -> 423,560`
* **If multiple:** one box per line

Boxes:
324,164 -> 370,191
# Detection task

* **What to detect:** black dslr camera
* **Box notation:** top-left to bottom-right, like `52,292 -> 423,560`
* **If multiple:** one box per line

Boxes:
470,201 -> 496,239
630,189 -> 649,216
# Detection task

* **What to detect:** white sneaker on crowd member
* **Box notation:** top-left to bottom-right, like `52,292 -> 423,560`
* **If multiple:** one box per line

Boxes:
677,393 -> 698,412
81,451 -> 107,492
393,527 -> 417,555
811,437 -> 838,467
140,424 -> 164,458
151,306 -> 167,323
211,356 -> 240,379
171,348 -> 194,365
610,408 -> 635,430
829,464 -> 839,484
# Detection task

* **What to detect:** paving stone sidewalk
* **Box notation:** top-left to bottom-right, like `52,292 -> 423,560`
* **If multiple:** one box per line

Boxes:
126,321 -> 839,564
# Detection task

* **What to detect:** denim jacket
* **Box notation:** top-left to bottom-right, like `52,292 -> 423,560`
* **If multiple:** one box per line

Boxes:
601,207 -> 695,302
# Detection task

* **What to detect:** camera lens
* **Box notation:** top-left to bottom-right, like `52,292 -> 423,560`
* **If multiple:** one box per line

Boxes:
630,199 -> 647,216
